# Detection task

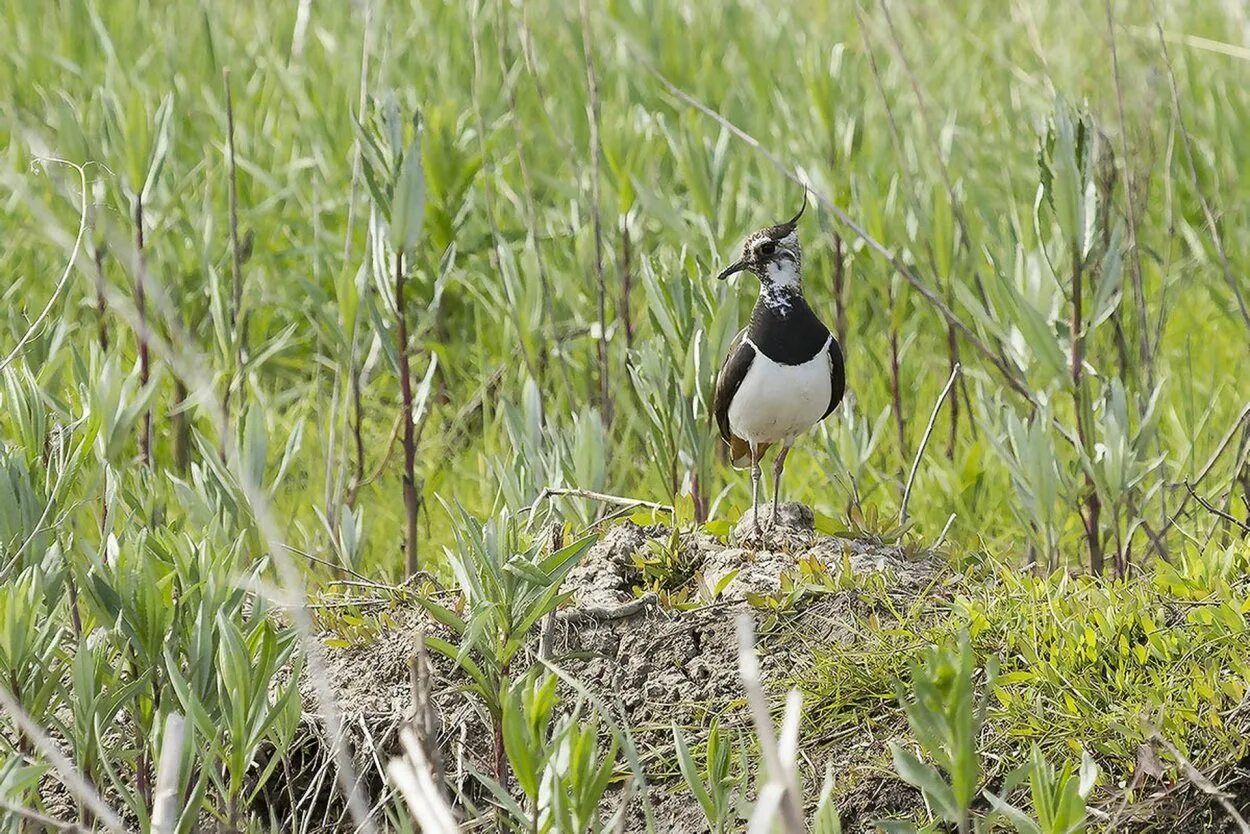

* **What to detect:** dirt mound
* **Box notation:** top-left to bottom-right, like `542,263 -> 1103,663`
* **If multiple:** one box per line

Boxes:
288,503 -> 944,831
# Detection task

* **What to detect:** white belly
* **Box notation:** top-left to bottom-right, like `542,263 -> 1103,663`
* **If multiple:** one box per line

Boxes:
728,338 -> 832,445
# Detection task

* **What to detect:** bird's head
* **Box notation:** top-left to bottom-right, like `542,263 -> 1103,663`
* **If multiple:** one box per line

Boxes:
715,191 -> 807,292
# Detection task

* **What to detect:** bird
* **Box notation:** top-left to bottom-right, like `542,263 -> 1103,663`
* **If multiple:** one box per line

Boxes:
712,193 -> 845,539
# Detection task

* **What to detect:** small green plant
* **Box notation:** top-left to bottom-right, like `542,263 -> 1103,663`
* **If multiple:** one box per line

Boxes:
883,631 -> 997,834
167,614 -> 303,829
986,745 -> 1099,834
416,508 -> 595,784
745,551 -> 888,630
475,670 -> 621,833
672,719 -> 744,833
630,526 -> 700,592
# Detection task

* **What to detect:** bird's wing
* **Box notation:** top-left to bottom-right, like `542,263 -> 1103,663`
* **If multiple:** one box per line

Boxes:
713,327 -> 755,444
822,336 -> 846,420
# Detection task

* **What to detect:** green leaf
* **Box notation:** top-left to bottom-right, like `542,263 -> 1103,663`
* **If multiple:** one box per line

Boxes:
537,533 -> 597,578
889,744 -> 959,821
984,791 -> 1043,834
412,594 -> 467,637
672,724 -> 717,827
390,129 -> 426,253
502,686 -> 538,799
140,94 -> 174,204
812,766 -> 843,834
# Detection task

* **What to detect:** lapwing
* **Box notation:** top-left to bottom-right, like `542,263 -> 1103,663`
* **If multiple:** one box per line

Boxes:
712,193 -> 845,538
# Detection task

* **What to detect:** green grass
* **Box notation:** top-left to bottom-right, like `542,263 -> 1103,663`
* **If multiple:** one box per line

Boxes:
2,0 -> 1250,830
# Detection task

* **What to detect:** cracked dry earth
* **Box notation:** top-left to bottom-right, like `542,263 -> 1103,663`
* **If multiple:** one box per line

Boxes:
300,503 -> 946,832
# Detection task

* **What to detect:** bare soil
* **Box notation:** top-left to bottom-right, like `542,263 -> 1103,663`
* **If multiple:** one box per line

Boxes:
294,502 -> 945,831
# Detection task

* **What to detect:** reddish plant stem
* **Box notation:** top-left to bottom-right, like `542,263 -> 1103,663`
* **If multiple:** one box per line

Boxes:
352,368 -> 366,490
173,377 -> 191,473
945,319 -> 961,459
93,246 -> 109,352
224,69 -> 247,422
396,251 -> 419,577
580,0 -> 611,426
134,199 -> 152,468
1072,255 -> 1105,576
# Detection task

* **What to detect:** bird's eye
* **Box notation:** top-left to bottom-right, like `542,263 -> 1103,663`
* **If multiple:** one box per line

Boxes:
759,241 -> 777,257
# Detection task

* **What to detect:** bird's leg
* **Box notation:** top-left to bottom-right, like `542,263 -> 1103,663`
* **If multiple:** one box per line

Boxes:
750,443 -> 762,539
770,445 -> 791,528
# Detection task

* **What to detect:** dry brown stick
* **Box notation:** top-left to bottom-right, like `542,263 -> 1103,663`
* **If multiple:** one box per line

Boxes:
284,544 -> 375,583
395,250 -> 420,577
560,592 -> 659,625
521,486 -> 674,520
1161,400 -> 1250,536
1185,481 -> 1250,535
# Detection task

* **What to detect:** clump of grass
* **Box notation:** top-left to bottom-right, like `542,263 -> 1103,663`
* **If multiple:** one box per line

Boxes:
797,540 -> 1250,812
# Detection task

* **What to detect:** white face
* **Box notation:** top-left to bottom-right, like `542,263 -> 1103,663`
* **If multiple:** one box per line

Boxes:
754,231 -> 802,290
764,256 -> 801,290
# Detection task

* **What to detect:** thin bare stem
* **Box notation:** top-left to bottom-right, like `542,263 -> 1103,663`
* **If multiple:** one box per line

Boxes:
134,196 -> 153,467
1185,480 -> 1250,535
901,364 -> 961,526
0,158 -> 88,375
1161,400 -> 1250,536
520,487 -> 673,526
1150,730 -> 1250,833
396,250 -> 420,577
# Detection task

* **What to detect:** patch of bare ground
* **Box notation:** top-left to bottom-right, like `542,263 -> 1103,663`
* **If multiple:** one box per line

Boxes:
277,502 -> 942,830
